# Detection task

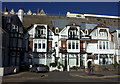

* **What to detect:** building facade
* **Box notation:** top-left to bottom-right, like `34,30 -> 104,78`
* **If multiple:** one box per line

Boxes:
27,22 -> 116,71
1,8 -> 28,75
111,29 -> 120,63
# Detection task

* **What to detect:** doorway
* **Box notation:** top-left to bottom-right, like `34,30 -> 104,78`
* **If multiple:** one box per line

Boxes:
88,61 -> 92,69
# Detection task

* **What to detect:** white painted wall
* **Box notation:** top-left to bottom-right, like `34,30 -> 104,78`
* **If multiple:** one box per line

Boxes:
52,35 -> 59,57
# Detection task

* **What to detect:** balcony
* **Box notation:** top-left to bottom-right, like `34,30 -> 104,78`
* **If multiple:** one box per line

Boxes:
68,35 -> 79,39
80,35 -> 91,40
59,47 -> 67,53
35,34 -> 46,38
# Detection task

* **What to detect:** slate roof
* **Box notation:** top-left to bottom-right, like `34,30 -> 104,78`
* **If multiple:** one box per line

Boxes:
10,15 -> 23,27
2,15 -> 24,32
23,15 -> 119,34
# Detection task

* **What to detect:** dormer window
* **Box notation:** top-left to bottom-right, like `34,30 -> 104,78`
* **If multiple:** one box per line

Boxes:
38,29 -> 43,35
41,29 -> 43,34
99,29 -> 107,37
85,29 -> 88,35
68,27 -> 78,38
55,27 -> 59,34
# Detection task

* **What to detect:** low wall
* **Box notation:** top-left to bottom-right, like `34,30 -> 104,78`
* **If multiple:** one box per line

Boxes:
0,66 -> 19,76
0,67 -> 4,76
94,65 -> 117,71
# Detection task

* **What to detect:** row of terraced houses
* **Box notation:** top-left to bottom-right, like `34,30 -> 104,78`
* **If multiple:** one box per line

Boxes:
0,8 -> 120,76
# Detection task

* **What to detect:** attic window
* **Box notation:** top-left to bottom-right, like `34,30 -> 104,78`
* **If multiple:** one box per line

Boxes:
85,29 -> 88,35
55,27 -> 59,34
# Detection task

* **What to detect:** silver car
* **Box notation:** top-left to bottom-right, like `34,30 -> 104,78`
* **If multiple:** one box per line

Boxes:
30,64 -> 49,72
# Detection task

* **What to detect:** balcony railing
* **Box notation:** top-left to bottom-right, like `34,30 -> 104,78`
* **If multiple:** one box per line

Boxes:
59,47 -> 67,53
35,34 -> 46,38
68,35 -> 79,39
80,35 -> 91,39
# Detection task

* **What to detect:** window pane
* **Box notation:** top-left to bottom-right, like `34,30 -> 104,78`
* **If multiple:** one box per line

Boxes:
34,43 -> 37,48
41,30 -> 43,34
68,41 -> 71,49
38,43 -> 41,49
103,42 -> 105,49
76,42 -> 78,49
43,43 -> 45,49
72,41 -> 75,49
106,42 -> 108,49
99,41 -> 102,49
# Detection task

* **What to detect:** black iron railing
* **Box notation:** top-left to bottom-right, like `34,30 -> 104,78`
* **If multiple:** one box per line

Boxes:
35,34 -> 46,38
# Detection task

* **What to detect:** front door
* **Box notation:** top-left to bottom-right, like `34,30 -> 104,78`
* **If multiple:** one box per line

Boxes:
103,58 -> 105,64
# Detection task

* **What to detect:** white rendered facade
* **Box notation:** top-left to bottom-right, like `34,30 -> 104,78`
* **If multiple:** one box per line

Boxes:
27,23 -> 117,71
111,30 -> 120,64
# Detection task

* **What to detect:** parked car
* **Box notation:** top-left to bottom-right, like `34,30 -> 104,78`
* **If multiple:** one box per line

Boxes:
29,64 -> 49,72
